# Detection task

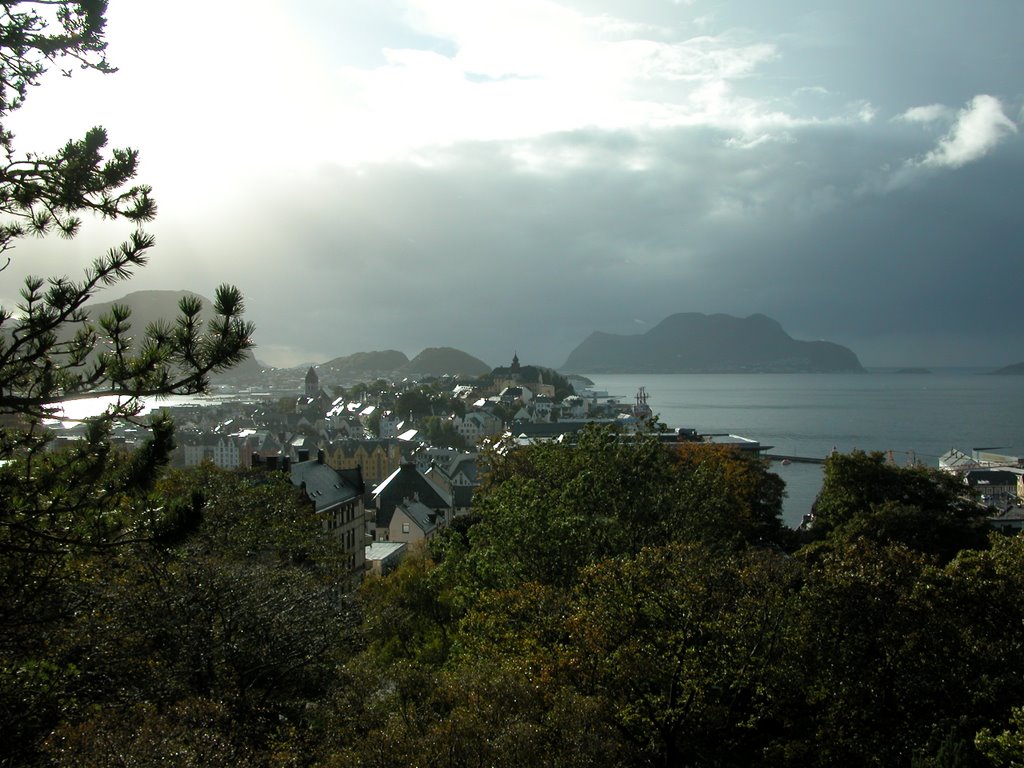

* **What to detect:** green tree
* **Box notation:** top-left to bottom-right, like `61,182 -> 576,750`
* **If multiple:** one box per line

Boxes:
810,451 -> 988,560
0,0 -> 252,604
2,464 -> 352,765
0,6 -> 253,761
562,543 -> 799,767
454,427 -> 785,595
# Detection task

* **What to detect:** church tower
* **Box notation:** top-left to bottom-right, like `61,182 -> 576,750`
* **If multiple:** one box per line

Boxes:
304,366 -> 319,399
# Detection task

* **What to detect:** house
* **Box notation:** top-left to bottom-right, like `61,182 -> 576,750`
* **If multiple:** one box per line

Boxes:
964,469 -> 1020,507
387,498 -> 443,543
561,395 -> 587,420
378,410 -> 404,439
365,541 -> 407,577
424,452 -> 480,516
452,410 -> 503,444
987,506 -> 1024,534
289,450 -> 367,588
372,462 -> 452,541
323,438 -> 403,486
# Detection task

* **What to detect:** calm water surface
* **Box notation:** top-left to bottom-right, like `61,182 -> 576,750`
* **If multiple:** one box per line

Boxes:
585,372 -> 1024,527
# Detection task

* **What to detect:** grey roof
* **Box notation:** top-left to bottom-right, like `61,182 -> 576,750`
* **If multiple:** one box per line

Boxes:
290,459 -> 363,513
373,462 -> 452,528
452,484 -> 474,509
396,499 -> 440,535
448,454 -> 479,484
965,469 -> 1019,488
366,541 -> 407,561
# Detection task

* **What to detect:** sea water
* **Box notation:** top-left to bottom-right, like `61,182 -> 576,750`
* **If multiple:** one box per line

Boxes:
583,372 -> 1024,527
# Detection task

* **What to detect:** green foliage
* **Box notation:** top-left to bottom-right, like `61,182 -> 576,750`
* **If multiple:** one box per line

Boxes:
0,1 -> 253,583
360,544 -> 455,667
811,450 -> 988,560
977,706 -> 1024,767
453,427 -> 785,596
421,414 -> 468,450
0,9 -> 259,759
563,543 -> 800,766
2,464 -> 353,765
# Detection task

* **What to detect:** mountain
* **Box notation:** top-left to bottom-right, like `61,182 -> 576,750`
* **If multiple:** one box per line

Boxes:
561,313 -> 863,373
320,350 -> 410,379
400,347 -> 490,377
76,289 -> 263,381
991,362 -> 1024,375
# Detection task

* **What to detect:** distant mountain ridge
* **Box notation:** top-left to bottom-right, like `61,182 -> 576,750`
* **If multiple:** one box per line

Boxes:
401,347 -> 490,377
319,348 -> 490,379
321,350 -> 410,378
562,313 -> 863,373
991,362 -> 1024,375
76,289 -> 263,380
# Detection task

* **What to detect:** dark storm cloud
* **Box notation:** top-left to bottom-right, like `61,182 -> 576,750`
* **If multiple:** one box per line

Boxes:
231,115 -> 1022,368
5,1 -> 1022,369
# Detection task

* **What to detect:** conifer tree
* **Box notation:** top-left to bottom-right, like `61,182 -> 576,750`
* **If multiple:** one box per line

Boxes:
0,1 -> 253,620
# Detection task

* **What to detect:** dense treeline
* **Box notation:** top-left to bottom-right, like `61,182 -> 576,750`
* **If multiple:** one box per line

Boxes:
9,429 -> 1024,766
343,435 -> 1024,768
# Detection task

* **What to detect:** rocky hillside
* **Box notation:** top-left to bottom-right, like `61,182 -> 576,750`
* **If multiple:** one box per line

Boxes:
320,350 -> 410,379
400,347 -> 490,377
74,290 -> 262,381
562,313 -> 863,373
991,362 -> 1024,375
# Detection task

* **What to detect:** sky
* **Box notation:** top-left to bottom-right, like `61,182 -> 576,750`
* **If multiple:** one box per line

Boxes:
4,0 -> 1023,369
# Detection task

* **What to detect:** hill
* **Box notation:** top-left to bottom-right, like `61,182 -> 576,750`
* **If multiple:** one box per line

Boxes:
562,313 -> 863,373
76,290 -> 263,381
991,362 -> 1024,375
320,350 -> 410,379
400,347 -> 490,377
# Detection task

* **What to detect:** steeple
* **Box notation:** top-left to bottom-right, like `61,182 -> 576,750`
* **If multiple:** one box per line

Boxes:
304,366 -> 319,398
510,352 -> 520,373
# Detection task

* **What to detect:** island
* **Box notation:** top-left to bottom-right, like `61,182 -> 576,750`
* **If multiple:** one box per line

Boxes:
561,312 -> 864,373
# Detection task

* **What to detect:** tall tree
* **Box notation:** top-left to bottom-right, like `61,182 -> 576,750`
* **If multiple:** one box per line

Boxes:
809,450 -> 988,560
0,5 -> 252,759
0,0 -> 253,600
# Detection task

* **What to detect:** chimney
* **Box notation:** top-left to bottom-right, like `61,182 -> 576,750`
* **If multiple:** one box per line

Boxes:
317,448 -> 326,465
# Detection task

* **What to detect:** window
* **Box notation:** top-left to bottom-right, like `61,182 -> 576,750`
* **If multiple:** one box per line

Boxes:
402,522 -> 410,534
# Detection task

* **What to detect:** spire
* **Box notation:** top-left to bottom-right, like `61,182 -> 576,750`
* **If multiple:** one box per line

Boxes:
304,366 -> 319,398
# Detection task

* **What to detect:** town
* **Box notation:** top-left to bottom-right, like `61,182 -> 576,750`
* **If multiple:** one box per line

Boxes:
43,354 -> 677,586
43,350 -> 1024,592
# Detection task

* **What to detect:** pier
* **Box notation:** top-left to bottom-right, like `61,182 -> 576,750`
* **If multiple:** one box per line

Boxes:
766,453 -> 826,465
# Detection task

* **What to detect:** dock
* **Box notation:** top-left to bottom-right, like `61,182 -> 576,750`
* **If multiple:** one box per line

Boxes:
766,454 -> 826,465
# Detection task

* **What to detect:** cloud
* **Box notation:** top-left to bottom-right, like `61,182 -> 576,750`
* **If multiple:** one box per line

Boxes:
919,95 -> 1017,169
895,104 -> 952,124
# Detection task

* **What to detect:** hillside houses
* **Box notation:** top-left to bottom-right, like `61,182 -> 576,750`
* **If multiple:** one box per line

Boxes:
371,462 -> 454,543
141,359 -> 654,586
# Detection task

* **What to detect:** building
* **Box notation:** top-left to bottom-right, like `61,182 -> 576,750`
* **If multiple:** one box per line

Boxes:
964,468 -> 1020,507
386,498 -> 443,543
323,438 -> 403,486
365,541 -> 407,577
288,450 -> 367,587
372,462 -> 453,541
305,366 -> 320,398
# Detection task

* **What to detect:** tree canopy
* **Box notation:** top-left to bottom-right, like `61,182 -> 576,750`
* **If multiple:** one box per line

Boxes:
0,6 -> 255,760
0,0 -> 253,573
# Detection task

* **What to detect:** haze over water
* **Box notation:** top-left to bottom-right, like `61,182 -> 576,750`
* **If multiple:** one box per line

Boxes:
586,372 -> 1024,527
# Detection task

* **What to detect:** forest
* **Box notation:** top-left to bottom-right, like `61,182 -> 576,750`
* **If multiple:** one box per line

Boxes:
3,3 -> 1024,766
5,429 -> 1024,766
